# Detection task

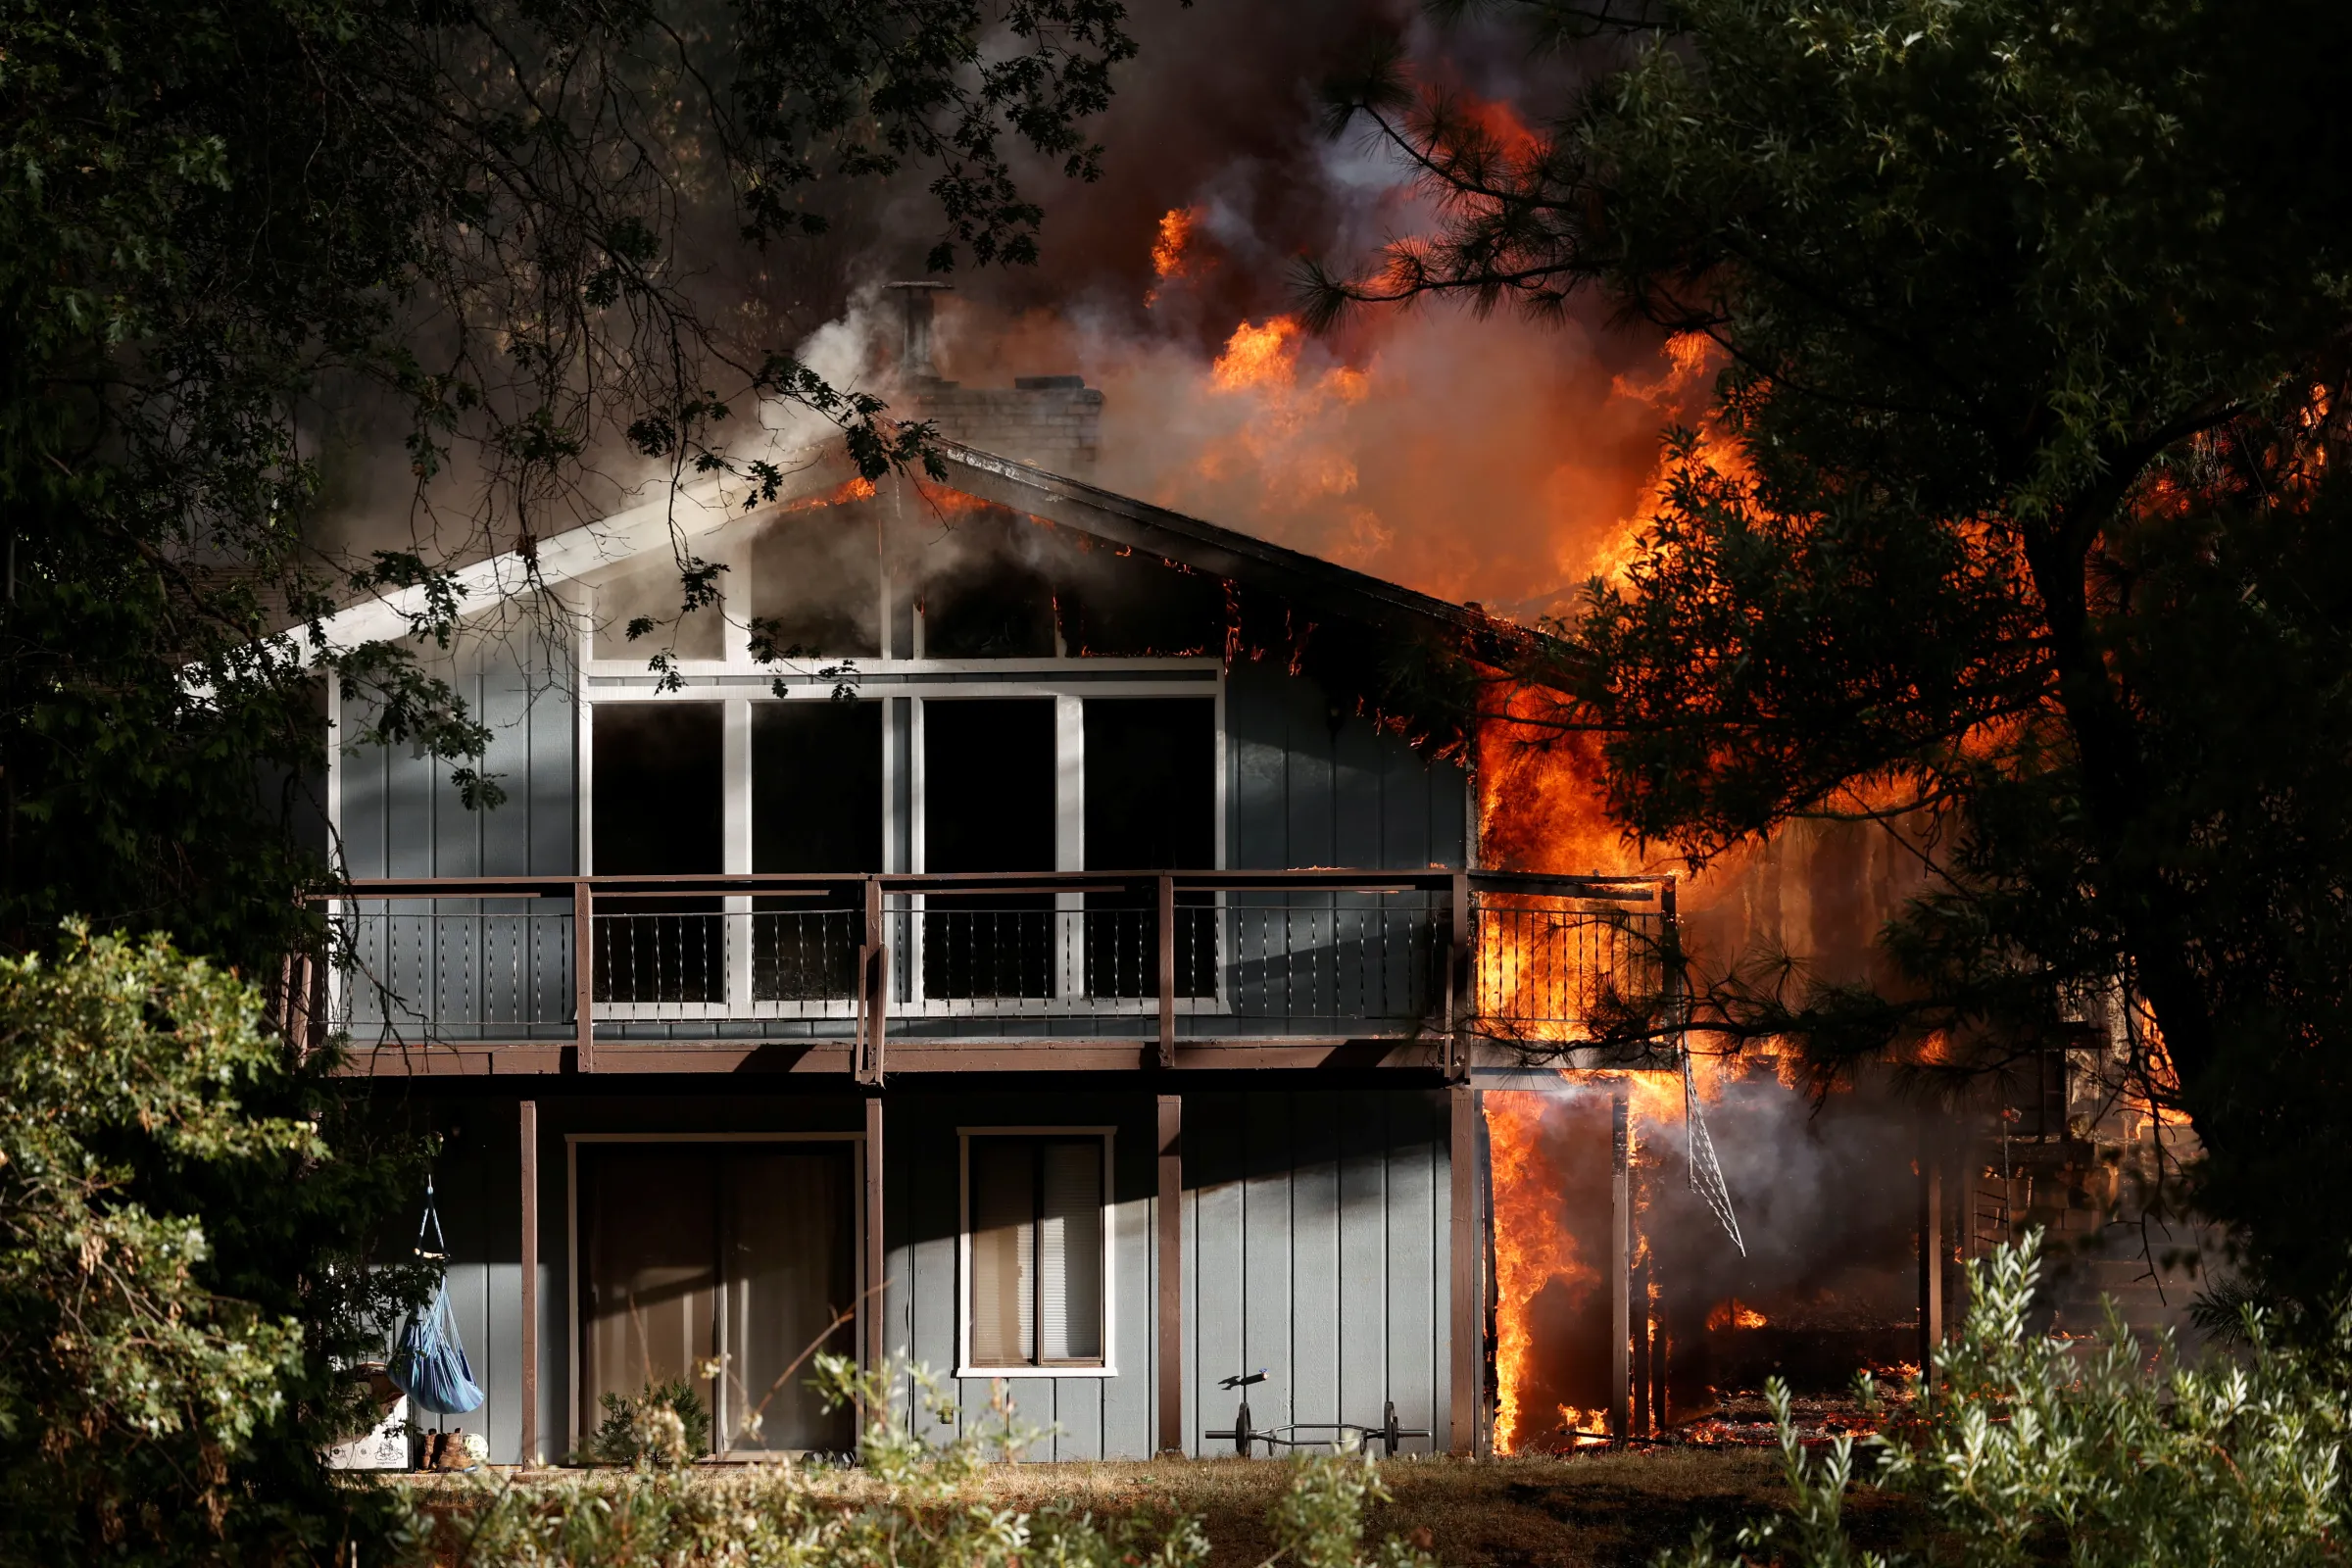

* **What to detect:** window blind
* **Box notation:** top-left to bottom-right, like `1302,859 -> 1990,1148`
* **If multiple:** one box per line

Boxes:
1038,1142 -> 1103,1363
969,1140 -> 1036,1366
966,1136 -> 1105,1368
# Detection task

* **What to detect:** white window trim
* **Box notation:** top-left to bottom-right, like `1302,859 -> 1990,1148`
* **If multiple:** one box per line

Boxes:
955,1125 -> 1117,1379
564,1131 -> 866,1459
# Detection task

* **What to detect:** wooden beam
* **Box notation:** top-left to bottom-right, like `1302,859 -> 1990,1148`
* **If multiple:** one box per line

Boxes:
864,1096 -> 887,1380
518,1099 -> 539,1465
1448,1084 -> 1480,1453
1156,1094 -> 1183,1455
1609,1089 -> 1631,1445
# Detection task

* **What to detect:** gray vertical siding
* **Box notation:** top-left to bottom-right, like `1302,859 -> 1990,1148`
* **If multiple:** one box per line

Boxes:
1183,1090 -> 1451,1457
1225,663 -> 1466,872
424,1118 -> 527,1464
339,620 -> 575,1040
883,1092 -> 1162,1460
340,615 -> 576,879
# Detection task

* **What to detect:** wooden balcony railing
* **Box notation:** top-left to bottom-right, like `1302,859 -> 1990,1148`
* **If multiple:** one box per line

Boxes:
307,869 -> 1672,1076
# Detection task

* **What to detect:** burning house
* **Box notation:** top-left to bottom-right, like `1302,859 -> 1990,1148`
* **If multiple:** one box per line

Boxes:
305,288 -> 2203,1468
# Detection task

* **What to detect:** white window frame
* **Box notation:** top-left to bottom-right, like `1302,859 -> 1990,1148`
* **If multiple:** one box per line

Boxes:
955,1125 -> 1117,1378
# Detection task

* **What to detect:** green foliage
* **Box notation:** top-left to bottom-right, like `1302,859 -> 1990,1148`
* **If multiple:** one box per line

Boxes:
1662,1234 -> 2352,1567
0,925 -> 430,1565
592,1379 -> 716,1468
1324,0 -> 2352,1302
1271,1447 -> 1442,1568
434,1352 -> 1436,1568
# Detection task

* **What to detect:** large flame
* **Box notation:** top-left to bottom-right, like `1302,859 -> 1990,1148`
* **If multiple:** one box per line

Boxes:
1488,1071 -> 1696,1453
1486,1090 -> 1593,1453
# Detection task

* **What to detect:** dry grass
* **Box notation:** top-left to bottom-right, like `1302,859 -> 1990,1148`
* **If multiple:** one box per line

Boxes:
935,1452 -> 1796,1568
412,1448 -> 1917,1568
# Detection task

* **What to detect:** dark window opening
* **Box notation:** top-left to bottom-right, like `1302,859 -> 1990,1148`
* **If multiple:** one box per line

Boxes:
923,555 -> 1057,658
923,699 -> 1054,997
592,703 -> 722,1002
751,701 -> 882,1001
1084,698 -> 1216,998
1058,552 -> 1226,657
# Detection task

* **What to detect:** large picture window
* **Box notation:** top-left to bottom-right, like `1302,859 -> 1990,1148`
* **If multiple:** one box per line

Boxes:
962,1132 -> 1110,1371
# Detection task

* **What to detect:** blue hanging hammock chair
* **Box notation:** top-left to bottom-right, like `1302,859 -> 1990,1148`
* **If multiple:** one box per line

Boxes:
387,1178 -> 486,1416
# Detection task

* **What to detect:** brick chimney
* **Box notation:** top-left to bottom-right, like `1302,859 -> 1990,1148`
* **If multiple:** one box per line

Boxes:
886,281 -> 1103,475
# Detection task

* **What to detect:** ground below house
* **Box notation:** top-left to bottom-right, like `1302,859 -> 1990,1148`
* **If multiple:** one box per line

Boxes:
404,1451 -> 1921,1568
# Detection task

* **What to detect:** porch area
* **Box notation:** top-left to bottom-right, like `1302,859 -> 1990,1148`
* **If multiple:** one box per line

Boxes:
302,869 -> 1673,1075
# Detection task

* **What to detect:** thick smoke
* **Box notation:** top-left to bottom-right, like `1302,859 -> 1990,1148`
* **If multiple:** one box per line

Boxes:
812,0 -> 1711,618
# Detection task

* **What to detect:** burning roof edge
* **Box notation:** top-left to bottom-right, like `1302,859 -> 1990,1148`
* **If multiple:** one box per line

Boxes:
305,437 -> 1528,662
930,442 -> 1490,645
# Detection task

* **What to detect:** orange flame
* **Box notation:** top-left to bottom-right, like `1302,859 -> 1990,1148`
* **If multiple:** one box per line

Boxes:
1152,207 -> 1199,281
1145,207 -> 1212,307
1487,1091 -> 1592,1453
1707,1299 -> 1768,1331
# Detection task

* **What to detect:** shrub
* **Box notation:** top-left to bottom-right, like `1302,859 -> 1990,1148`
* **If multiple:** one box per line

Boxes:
1665,1231 -> 2352,1567
589,1379 -> 716,1468
0,924 -> 431,1565
424,1352 -> 1435,1568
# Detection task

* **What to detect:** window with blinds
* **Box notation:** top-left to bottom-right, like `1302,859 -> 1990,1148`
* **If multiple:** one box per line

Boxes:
965,1135 -> 1107,1368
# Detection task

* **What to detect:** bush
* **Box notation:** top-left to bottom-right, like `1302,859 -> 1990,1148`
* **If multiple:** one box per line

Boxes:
425,1353 -> 1437,1568
0,924 -> 431,1565
589,1380 -> 715,1467
1666,1232 -> 2352,1567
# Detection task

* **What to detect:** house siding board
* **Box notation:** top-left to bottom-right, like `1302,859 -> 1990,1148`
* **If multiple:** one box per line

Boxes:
1242,1094 -> 1295,1435
1290,1094 -> 1341,1431
1222,663 -> 1464,874
341,627 -> 575,879
339,629 -> 576,1040
414,1116 -> 524,1463
1184,1089 -> 1450,1458
1337,1089 -> 1389,1429
1385,1092 -> 1446,1446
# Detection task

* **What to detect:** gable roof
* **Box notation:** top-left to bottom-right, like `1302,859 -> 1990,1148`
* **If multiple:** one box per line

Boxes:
313,439 -> 1490,657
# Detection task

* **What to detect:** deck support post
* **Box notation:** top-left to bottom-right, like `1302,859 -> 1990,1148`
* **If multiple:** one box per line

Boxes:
519,1099 -> 539,1465
1448,1083 -> 1480,1453
864,1095 -> 887,1387
572,879 -> 595,1072
1610,1088 -> 1631,1446
1156,1094 -> 1184,1455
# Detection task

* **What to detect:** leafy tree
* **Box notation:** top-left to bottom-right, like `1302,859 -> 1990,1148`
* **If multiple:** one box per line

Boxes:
1319,0 -> 2352,1304
0,925 -> 433,1565
0,0 -> 1140,971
